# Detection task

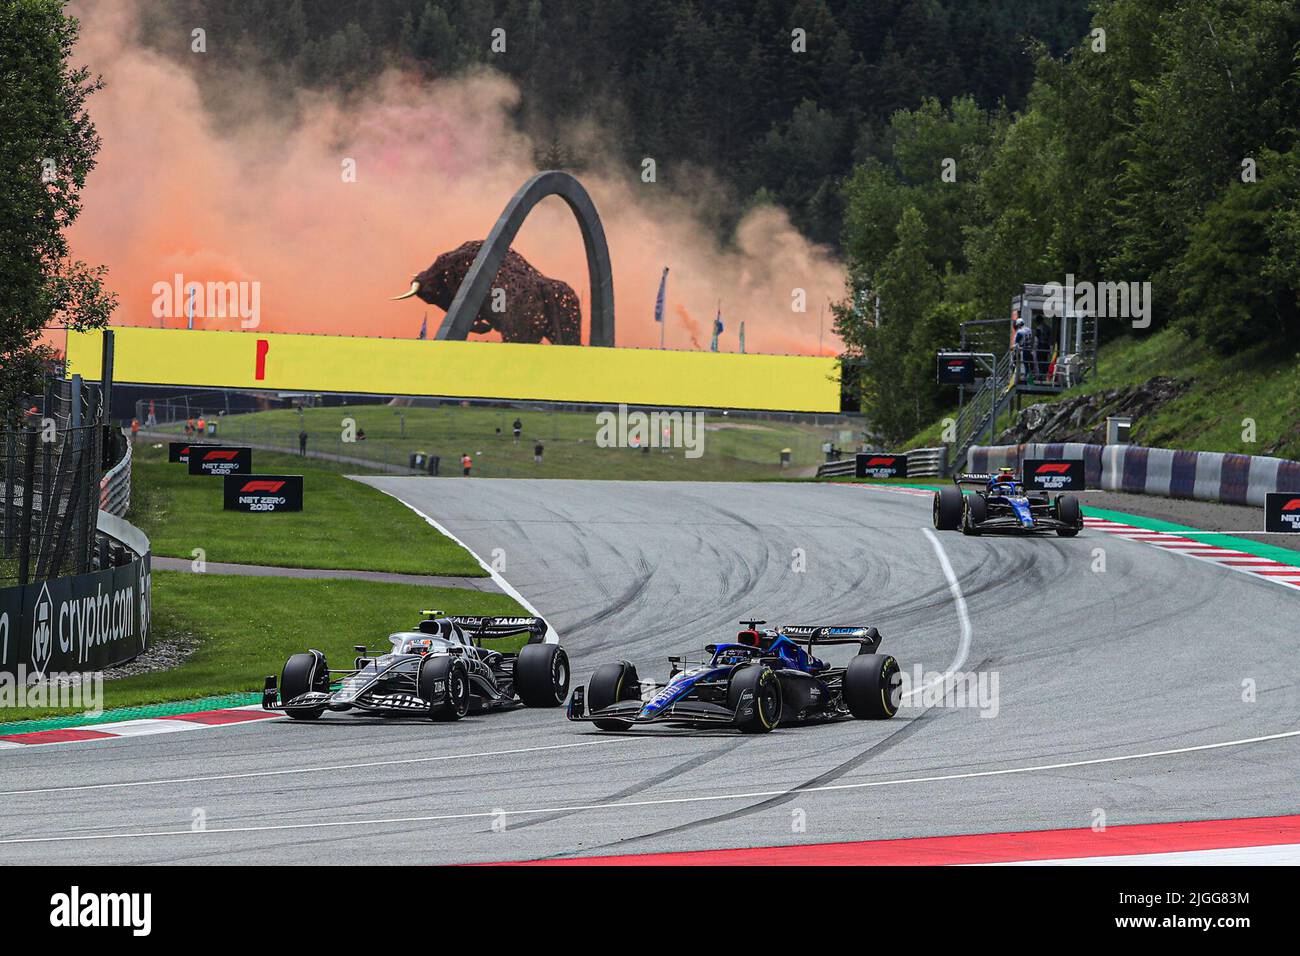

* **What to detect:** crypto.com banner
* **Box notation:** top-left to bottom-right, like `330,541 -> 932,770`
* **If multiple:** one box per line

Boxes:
0,555 -> 151,679
65,327 -> 841,413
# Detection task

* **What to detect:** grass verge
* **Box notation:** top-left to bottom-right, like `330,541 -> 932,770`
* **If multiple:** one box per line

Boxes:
129,443 -> 485,575
151,404 -> 852,479
0,571 -> 527,724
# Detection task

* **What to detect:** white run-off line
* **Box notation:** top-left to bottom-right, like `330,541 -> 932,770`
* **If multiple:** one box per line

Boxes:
1,728 -> 1296,846
369,486 -> 562,644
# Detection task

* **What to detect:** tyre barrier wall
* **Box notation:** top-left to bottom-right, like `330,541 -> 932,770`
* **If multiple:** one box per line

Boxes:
968,442 -> 1300,507
0,511 -> 150,678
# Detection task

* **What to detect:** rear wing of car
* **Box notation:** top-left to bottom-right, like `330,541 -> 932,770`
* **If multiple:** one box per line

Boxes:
779,625 -> 882,653
954,473 -> 992,485
427,613 -> 549,644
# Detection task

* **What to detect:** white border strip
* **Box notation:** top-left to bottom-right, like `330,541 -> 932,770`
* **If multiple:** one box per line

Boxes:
366,485 -> 561,644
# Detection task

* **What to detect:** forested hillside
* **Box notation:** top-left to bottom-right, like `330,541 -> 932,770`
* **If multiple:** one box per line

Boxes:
834,0 -> 1300,442
138,0 -> 1089,247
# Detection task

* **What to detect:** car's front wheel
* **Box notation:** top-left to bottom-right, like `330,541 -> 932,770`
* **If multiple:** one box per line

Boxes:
514,643 -> 570,707
727,664 -> 782,733
961,494 -> 986,535
281,651 -> 328,720
1055,494 -> 1081,536
933,486 -> 964,530
419,655 -> 470,721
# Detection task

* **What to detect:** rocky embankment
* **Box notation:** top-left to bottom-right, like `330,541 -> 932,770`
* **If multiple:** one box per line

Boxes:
995,376 -> 1190,445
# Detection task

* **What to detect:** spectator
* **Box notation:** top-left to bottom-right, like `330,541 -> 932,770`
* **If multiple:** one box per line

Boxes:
512,418 -> 523,444
185,417 -> 195,438
130,418 -> 140,444
298,429 -> 308,455
822,439 -> 833,462
461,452 -> 473,476
1013,318 -> 1033,383
146,400 -> 157,427
533,441 -> 544,464
196,414 -> 206,436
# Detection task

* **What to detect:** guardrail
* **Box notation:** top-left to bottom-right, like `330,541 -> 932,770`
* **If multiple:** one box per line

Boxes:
816,459 -> 856,478
968,442 -> 1300,507
99,428 -> 132,516
815,447 -> 947,479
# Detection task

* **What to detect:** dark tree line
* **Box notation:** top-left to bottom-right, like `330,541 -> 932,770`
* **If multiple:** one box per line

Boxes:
834,0 -> 1300,442
139,0 -> 1089,247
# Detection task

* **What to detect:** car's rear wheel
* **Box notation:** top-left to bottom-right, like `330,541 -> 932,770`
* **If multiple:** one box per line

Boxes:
419,655 -> 470,721
843,653 -> 902,719
727,664 -> 782,733
961,494 -> 986,535
513,643 -> 570,707
1055,494 -> 1081,536
281,651 -> 328,720
586,660 -> 641,731
933,486 -> 963,530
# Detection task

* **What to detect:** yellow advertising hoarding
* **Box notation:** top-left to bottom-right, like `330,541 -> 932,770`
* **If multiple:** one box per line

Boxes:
65,327 -> 841,412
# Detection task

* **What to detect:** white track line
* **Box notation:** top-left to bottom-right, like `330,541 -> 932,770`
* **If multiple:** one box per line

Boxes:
366,485 -> 561,644
901,529 -> 973,702
0,737 -> 642,797
1,729 -> 1295,845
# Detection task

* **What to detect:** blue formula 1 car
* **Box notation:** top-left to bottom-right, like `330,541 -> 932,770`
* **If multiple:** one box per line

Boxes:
933,466 -> 1081,537
566,621 -> 902,733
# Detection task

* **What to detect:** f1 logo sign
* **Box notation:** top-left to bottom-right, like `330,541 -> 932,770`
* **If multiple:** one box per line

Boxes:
1267,493 -> 1300,533
855,453 -> 908,479
1024,459 -> 1083,491
241,480 -> 285,493
204,449 -> 239,462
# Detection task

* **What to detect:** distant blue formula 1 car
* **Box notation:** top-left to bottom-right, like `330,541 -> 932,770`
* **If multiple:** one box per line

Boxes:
932,466 -> 1082,537
566,621 -> 902,733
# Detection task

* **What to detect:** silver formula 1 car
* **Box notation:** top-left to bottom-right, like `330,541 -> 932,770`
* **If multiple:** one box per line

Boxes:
262,610 -> 569,721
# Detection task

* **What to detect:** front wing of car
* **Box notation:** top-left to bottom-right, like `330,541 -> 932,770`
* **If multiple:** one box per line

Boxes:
566,687 -> 740,726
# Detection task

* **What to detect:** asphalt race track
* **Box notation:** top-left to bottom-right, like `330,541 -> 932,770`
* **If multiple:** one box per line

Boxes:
1,479 -> 1296,864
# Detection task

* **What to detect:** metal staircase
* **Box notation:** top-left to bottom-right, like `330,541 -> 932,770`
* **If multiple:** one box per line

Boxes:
949,350 -> 1017,475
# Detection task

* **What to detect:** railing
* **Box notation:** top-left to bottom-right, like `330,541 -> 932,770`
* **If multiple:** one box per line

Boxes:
99,428 -> 132,516
815,446 -> 946,479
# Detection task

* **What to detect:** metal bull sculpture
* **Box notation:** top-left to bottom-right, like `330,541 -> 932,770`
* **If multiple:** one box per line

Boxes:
391,170 -> 615,346
393,241 -> 581,345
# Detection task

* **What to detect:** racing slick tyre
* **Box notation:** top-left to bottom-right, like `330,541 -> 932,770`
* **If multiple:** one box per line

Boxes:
932,485 -> 964,531
961,494 -> 986,535
727,664 -> 783,733
586,660 -> 641,731
1055,494 -> 1082,537
514,642 -> 570,708
844,653 -> 902,719
419,655 -> 470,721
281,651 -> 329,720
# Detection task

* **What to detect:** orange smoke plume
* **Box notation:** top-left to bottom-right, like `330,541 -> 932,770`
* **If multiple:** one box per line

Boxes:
67,2 -> 846,355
